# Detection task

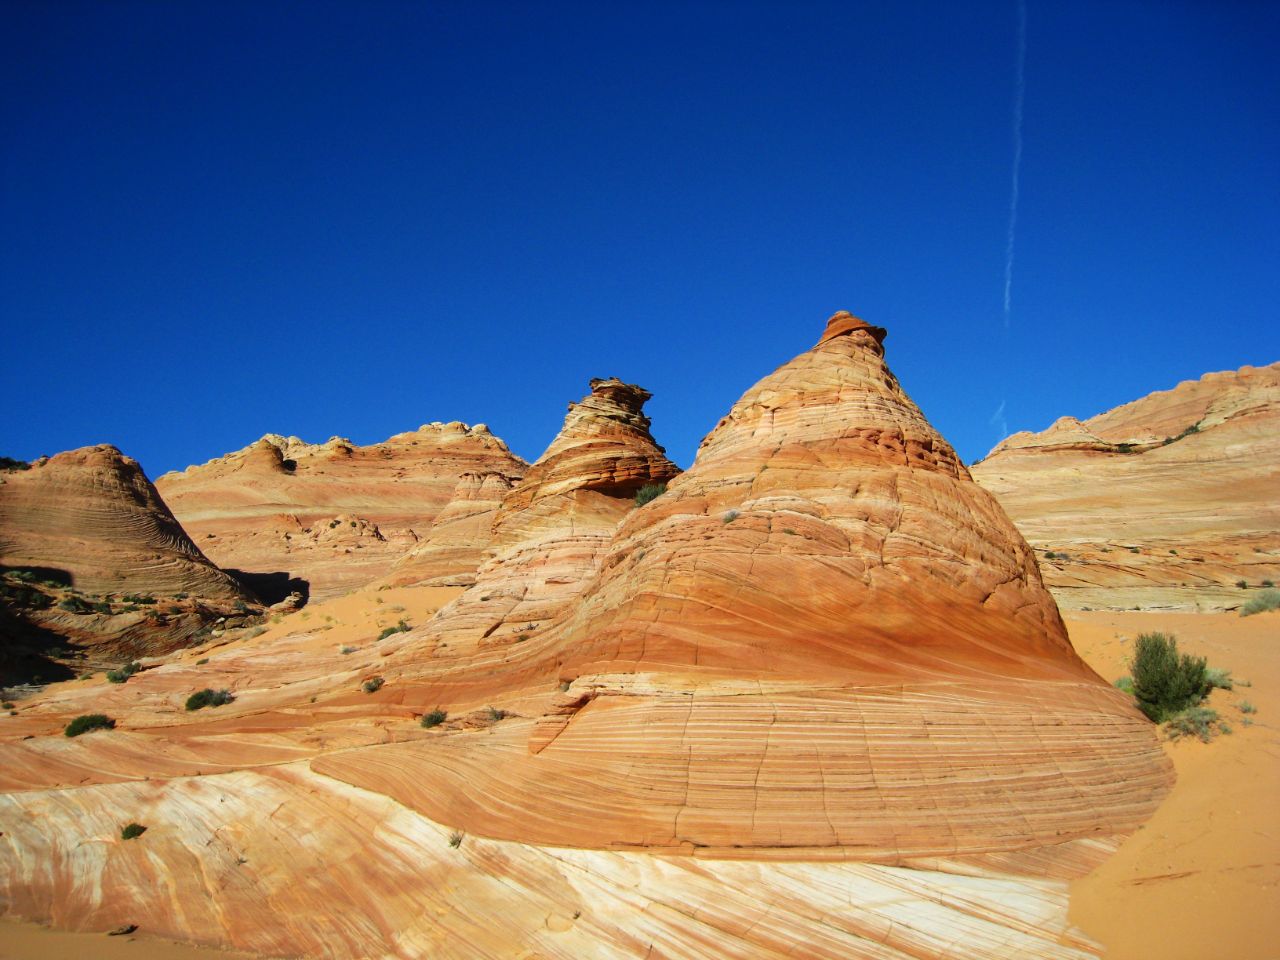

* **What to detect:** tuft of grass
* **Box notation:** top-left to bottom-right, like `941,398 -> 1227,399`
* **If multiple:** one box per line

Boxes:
422,708 -> 447,728
1240,588 -> 1280,617
340,645 -> 356,654
1239,700 -> 1257,714
486,705 -> 507,722
1262,579 -> 1275,588
121,823 -> 147,840
448,830 -> 464,848
634,482 -> 667,507
1235,579 -> 1249,589
185,688 -> 234,711
195,658 -> 209,665
362,676 -> 384,694
65,714 -> 115,737
1113,676 -> 1134,695
1164,706 -> 1223,742
722,509 -> 740,524
1205,667 -> 1233,691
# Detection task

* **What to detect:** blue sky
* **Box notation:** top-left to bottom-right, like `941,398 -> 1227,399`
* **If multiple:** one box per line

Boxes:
3,1 -> 1277,475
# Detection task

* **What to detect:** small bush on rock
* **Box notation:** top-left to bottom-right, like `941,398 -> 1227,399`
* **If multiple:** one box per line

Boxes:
362,676 -> 384,694
121,823 -> 147,840
634,483 -> 667,507
65,714 -> 115,737
422,708 -> 447,728
185,688 -> 235,711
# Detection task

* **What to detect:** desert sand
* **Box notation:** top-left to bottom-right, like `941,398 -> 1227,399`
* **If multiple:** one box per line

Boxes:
1065,610 -> 1280,960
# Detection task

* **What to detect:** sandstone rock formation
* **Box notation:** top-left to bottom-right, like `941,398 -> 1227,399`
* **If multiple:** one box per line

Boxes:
0,316 -> 1174,959
973,362 -> 1280,610
416,377 -> 681,647
0,446 -> 257,677
156,423 -> 528,601
378,470 -> 519,588
0,446 -> 247,600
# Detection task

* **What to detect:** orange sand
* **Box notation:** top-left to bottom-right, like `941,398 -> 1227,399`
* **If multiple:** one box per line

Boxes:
1066,611 -> 1280,959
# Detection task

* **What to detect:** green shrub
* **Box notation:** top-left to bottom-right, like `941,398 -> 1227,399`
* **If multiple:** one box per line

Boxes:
93,601 -> 113,614
1262,579 -> 1275,588
722,509 -> 740,524
1235,579 -> 1248,589
58,596 -> 93,614
1239,700 -> 1257,714
486,706 -> 507,721
1,701 -> 14,710
185,688 -> 234,711
362,676 -> 384,694
422,709 -> 447,728
1240,589 -> 1280,617
0,456 -> 31,471
122,594 -> 156,605
121,823 -> 147,840
195,658 -> 209,665
634,482 -> 667,507
105,662 -> 142,684
1130,632 -> 1209,723
1128,546 -> 1140,554
65,714 -> 115,737
377,620 -> 409,641
340,645 -> 356,654
448,830 -> 463,848
1113,676 -> 1134,694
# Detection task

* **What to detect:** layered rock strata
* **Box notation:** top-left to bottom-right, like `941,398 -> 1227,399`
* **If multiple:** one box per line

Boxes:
0,316 -> 1175,959
973,362 -> 1280,610
156,423 -> 528,600
323,312 -> 1171,861
0,446 -> 258,676
0,446 -> 248,600
419,377 -> 681,647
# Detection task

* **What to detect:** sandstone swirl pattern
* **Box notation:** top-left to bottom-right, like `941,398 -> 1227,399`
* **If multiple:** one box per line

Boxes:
973,361 -> 1280,610
324,313 -> 1171,862
0,315 -> 1173,959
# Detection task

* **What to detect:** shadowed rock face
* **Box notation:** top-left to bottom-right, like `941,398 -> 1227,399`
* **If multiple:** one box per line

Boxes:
0,445 -> 248,601
974,361 -> 1280,611
155,423 -> 529,600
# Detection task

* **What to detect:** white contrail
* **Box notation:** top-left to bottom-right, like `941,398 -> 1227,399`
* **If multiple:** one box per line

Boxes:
989,398 -> 1009,439
1002,0 -> 1027,328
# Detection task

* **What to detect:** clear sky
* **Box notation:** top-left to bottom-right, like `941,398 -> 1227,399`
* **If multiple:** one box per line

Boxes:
3,1 -> 1277,476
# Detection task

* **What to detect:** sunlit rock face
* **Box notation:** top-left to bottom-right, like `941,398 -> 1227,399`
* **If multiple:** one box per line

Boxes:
974,361 -> 1280,611
155,423 -> 529,600
411,376 -> 682,650
0,316 -> 1174,960
0,445 -> 247,601
324,312 -> 1172,862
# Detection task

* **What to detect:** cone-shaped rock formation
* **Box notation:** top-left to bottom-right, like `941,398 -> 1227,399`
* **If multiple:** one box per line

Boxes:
321,312 -> 1172,862
0,445 -> 249,601
418,377 -> 681,648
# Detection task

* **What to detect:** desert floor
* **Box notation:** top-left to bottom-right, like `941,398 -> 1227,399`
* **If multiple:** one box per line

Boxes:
1066,610 -> 1279,960
1,608 -> 1275,959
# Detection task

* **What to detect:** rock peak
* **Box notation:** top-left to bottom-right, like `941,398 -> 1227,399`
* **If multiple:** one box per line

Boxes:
817,310 -> 887,348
